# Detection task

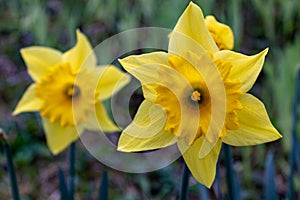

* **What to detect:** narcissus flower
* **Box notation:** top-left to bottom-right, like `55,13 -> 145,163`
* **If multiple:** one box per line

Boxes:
117,2 -> 281,187
13,30 -> 130,155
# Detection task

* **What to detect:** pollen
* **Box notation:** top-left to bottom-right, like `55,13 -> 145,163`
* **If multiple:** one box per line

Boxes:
191,90 -> 201,102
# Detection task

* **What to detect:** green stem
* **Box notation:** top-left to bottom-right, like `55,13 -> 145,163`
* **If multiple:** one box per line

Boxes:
224,144 -> 237,200
69,142 -> 76,200
1,130 -> 20,200
179,162 -> 190,200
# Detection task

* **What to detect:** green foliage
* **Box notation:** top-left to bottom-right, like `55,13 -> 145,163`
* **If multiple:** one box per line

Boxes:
264,151 -> 278,200
263,37 -> 300,150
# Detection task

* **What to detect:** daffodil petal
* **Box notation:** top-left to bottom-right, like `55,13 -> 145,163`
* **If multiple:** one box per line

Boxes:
118,51 -> 169,74
13,84 -> 43,115
63,29 -> 96,70
118,52 -> 169,102
214,48 -> 269,92
199,127 -> 225,159
42,118 -> 84,155
96,65 -> 131,100
169,2 -> 218,55
85,102 -> 119,132
20,47 -> 62,81
118,100 -> 176,152
178,137 -> 222,188
223,94 -> 282,146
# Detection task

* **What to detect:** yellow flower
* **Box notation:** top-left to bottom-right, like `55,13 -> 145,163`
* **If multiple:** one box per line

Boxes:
13,30 -> 130,155
117,2 -> 281,187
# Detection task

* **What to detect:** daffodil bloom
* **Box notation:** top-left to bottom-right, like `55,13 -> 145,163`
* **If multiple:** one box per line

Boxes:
13,30 -> 130,155
117,2 -> 281,187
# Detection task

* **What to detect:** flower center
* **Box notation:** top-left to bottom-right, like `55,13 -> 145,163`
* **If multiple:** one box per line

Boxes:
35,62 -> 98,127
65,84 -> 81,98
191,90 -> 201,102
159,53 -> 243,142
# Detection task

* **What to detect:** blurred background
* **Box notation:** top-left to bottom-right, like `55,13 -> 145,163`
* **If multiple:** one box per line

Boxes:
0,0 -> 299,199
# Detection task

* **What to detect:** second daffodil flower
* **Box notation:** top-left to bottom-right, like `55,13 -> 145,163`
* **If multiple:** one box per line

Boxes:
117,2 -> 281,187
13,30 -> 130,155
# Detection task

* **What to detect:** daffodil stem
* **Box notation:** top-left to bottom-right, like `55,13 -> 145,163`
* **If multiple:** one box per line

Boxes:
224,144 -> 237,200
288,69 -> 300,199
69,142 -> 76,200
179,161 -> 190,200
0,129 -> 20,200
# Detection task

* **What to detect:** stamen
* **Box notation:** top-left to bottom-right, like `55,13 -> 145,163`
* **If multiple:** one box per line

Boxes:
191,90 -> 201,102
65,84 -> 80,98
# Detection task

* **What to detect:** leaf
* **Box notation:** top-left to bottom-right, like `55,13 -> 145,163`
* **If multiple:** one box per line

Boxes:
264,151 -> 278,200
98,170 -> 108,200
223,144 -> 240,200
86,182 -> 94,200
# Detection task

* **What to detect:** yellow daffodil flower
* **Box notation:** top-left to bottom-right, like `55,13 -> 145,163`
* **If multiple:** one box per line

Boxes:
13,30 -> 130,155
117,2 -> 281,187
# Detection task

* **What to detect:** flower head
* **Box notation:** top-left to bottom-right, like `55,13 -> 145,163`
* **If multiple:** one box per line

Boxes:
13,30 -> 130,155
117,2 -> 281,187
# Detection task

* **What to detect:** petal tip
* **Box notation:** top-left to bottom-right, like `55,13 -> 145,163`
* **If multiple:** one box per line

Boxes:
186,1 -> 203,14
75,29 -> 88,43
19,47 -> 31,58
51,150 -> 59,155
262,47 -> 269,55
76,28 -> 81,33
12,110 -> 19,116
117,145 -> 130,152
188,1 -> 198,7
198,149 -> 210,159
20,48 -> 25,54
117,146 -> 123,151
276,132 -> 283,139
201,180 -> 214,188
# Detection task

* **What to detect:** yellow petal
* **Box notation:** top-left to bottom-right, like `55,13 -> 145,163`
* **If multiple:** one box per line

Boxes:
85,102 -> 119,132
118,52 -> 169,102
223,94 -> 282,146
178,137 -> 222,187
96,65 -> 131,100
205,15 -> 234,50
12,84 -> 43,115
169,2 -> 218,55
42,118 -> 84,155
118,100 -> 176,152
119,51 -> 169,72
63,29 -> 96,70
214,48 -> 269,92
20,47 -> 62,81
